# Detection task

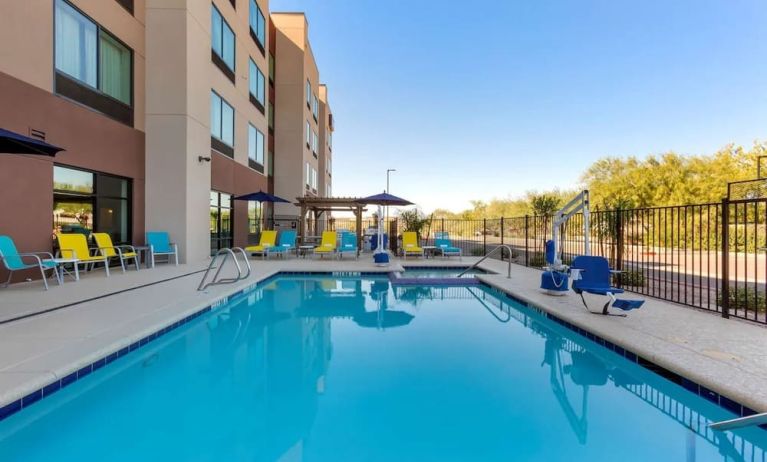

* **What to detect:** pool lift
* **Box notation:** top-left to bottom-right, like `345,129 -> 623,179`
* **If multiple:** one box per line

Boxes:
540,190 -> 591,295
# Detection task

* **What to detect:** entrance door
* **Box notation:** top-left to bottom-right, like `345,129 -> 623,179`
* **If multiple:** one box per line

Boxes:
210,191 -> 233,255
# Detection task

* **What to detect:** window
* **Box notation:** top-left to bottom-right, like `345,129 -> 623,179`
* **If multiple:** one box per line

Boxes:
312,166 -> 318,192
53,165 -> 131,245
312,129 -> 318,154
268,102 -> 274,131
54,0 -> 133,123
305,120 -> 311,147
210,191 -> 233,255
305,162 -> 311,189
211,5 -> 235,79
306,79 -> 311,107
211,91 -> 234,155
248,59 -> 265,110
269,53 -> 275,83
249,0 -> 266,51
312,94 -> 318,119
248,123 -> 265,171
328,132 -> 332,149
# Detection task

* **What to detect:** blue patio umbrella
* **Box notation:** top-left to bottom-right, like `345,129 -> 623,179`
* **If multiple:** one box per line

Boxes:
0,128 -> 65,156
233,191 -> 290,229
357,192 -> 414,261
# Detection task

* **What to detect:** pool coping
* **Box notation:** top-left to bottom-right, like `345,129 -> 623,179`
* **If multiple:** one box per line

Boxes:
476,276 -> 764,424
0,268 -> 763,428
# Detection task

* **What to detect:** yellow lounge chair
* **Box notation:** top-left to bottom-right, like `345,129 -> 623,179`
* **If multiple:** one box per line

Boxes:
314,231 -> 337,259
401,232 -> 424,259
245,230 -> 277,259
92,233 -> 139,272
57,233 -> 110,277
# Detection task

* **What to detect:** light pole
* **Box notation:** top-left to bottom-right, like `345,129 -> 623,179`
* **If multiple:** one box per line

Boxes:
386,169 -> 396,245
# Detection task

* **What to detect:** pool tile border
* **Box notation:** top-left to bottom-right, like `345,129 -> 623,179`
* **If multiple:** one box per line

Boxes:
478,282 -> 762,422
1,271 -> 760,426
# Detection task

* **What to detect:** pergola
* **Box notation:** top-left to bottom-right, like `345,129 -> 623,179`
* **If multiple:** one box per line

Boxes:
294,197 -> 369,251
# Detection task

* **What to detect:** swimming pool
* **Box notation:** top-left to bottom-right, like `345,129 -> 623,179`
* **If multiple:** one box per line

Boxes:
0,275 -> 764,461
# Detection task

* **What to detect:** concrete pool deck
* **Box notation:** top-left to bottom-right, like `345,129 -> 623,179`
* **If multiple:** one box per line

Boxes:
0,255 -> 766,419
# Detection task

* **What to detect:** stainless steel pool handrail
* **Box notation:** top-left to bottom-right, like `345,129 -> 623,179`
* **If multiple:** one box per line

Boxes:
709,412 -> 767,431
457,245 -> 513,278
197,247 -> 252,291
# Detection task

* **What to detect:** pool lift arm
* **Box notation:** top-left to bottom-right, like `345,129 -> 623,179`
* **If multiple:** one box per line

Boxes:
540,191 -> 590,295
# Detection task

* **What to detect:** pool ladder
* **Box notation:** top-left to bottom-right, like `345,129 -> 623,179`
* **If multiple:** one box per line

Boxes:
457,245 -> 513,278
197,247 -> 252,291
709,412 -> 767,431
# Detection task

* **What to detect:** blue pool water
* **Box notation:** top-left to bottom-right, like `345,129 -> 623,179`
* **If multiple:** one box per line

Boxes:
0,276 -> 765,461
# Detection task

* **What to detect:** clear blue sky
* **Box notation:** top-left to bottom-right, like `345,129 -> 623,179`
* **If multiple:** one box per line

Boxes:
271,0 -> 767,212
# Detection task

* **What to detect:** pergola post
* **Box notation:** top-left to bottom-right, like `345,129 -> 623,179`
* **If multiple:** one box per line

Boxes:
355,205 -> 363,255
299,203 -> 306,244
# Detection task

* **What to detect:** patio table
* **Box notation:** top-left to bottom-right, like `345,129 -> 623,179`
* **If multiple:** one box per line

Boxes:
133,246 -> 153,268
298,245 -> 315,259
53,258 -> 79,282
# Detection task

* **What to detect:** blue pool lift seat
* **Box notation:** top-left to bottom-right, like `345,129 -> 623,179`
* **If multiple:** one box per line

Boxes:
570,256 -> 644,316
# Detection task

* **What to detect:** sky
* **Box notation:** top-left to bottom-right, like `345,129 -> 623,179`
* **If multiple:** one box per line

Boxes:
270,0 -> 767,213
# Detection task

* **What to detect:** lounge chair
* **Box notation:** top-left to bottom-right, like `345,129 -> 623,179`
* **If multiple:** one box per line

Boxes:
0,235 -> 61,290
434,232 -> 462,259
401,232 -> 424,259
338,232 -> 358,260
570,256 -> 644,316
266,230 -> 297,259
57,233 -> 111,277
145,231 -> 179,267
314,231 -> 337,259
246,230 -> 277,259
93,233 -> 139,272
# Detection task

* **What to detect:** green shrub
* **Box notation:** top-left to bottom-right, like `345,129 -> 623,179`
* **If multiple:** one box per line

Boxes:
717,286 -> 767,312
616,269 -> 646,287
471,248 -> 485,256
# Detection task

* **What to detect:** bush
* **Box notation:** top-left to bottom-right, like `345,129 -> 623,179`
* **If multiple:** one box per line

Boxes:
616,269 -> 646,287
528,252 -> 545,268
717,286 -> 767,312
471,248 -> 485,256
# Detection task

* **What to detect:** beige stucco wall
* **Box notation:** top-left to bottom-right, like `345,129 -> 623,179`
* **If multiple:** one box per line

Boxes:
271,13 -> 321,218
0,0 -> 147,131
318,84 -> 333,197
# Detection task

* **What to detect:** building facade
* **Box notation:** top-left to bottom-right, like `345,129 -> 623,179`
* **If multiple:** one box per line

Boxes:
0,0 -> 333,279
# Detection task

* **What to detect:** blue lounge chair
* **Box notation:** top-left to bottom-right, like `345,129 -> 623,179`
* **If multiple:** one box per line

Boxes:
0,235 -> 61,290
570,256 -> 644,316
146,231 -> 179,267
434,232 -> 462,259
266,230 -> 297,259
339,232 -> 358,260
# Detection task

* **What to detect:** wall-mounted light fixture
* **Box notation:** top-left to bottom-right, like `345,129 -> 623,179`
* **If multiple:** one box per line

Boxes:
198,156 -> 211,163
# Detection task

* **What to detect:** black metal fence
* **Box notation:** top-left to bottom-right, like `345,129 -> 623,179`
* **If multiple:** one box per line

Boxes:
249,197 -> 766,324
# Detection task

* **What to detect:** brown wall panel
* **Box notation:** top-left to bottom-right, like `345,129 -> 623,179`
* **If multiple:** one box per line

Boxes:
0,71 -> 144,282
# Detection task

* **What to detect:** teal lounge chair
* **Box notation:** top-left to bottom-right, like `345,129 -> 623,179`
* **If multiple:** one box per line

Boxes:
146,231 -> 179,267
0,235 -> 61,290
435,232 -> 462,259
266,230 -> 297,259
338,232 -> 358,259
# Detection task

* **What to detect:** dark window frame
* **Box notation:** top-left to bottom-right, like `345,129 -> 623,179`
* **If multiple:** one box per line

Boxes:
249,0 -> 266,56
53,164 -> 133,245
210,90 -> 235,157
211,4 -> 236,81
248,58 -> 266,113
53,0 -> 134,126
248,124 -> 265,173
210,190 -> 234,255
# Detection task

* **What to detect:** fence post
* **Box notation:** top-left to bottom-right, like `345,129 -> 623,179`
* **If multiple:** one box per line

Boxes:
524,215 -> 530,266
441,218 -> 445,233
500,217 -> 505,261
483,218 -> 487,256
616,208 -> 624,287
721,198 -> 730,319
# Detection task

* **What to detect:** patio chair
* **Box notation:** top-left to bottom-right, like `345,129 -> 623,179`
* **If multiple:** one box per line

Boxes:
246,230 -> 277,259
266,230 -> 297,259
145,231 -> 179,267
0,235 -> 61,290
434,232 -> 462,259
92,233 -> 139,272
338,232 -> 358,260
314,231 -> 337,259
57,233 -> 111,277
570,256 -> 644,316
401,232 -> 424,259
